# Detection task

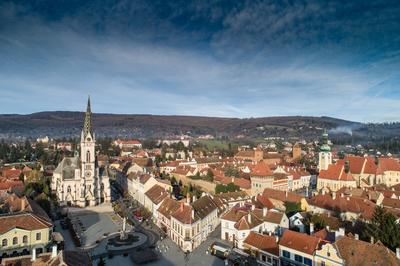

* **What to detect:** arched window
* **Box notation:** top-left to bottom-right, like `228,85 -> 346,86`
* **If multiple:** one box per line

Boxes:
23,235 -> 28,244
67,186 -> 71,193
86,151 -> 91,162
12,237 -> 17,245
2,239 -> 7,247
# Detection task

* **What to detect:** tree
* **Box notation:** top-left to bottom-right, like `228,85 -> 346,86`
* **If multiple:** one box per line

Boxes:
97,256 -> 106,266
284,202 -> 302,215
170,176 -> 177,186
366,206 -> 400,251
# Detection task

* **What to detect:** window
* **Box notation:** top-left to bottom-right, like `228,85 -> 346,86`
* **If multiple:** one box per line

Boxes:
304,258 -> 312,266
12,237 -> 17,245
295,254 -> 303,263
86,151 -> 91,162
261,255 -> 266,262
36,233 -> 41,241
23,235 -> 28,244
282,250 -> 290,258
2,239 -> 7,247
67,186 -> 71,193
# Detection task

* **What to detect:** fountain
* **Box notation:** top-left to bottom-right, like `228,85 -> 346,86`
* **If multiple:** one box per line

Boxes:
108,217 -> 142,247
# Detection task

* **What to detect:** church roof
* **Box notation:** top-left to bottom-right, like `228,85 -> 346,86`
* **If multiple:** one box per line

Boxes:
54,156 -> 80,179
82,96 -> 93,139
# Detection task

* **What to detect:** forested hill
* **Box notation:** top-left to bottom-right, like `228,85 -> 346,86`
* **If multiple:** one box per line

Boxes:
0,111 -> 361,139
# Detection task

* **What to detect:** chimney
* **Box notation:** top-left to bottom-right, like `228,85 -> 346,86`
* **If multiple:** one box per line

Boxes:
247,213 -> 251,224
396,248 -> 400,259
355,234 -> 359,240
191,209 -> 195,220
275,236 -> 279,243
332,192 -> 336,200
31,248 -> 36,262
285,190 -> 288,198
251,205 -> 255,211
51,245 -> 57,258
310,223 -> 314,235
268,231 -> 272,236
346,197 -> 350,201
232,176 -> 235,183
326,225 -> 330,231
180,202 -> 184,212
192,194 -> 197,203
322,189 -> 326,196
344,160 -> 350,173
370,236 -> 374,244
186,193 -> 191,204
21,198 -> 26,211
263,207 -> 268,217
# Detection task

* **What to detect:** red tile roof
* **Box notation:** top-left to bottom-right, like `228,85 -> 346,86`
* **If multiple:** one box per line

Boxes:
279,230 -> 320,255
251,161 -> 274,177
243,231 -> 279,256
262,188 -> 303,204
335,236 -> 400,266
308,193 -> 376,220
319,164 -> 355,182
0,213 -> 52,234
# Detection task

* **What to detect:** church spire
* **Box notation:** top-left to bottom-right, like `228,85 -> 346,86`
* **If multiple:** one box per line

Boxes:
82,96 -> 92,139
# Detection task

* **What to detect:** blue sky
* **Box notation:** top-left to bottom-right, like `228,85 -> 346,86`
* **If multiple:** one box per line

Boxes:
0,0 -> 399,122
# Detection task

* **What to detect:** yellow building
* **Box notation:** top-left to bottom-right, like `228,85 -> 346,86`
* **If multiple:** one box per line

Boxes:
0,213 -> 53,257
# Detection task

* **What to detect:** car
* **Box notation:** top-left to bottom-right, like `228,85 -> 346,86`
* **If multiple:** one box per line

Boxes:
208,241 -> 231,259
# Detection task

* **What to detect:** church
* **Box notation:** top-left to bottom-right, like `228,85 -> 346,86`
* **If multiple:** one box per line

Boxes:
51,98 -> 111,207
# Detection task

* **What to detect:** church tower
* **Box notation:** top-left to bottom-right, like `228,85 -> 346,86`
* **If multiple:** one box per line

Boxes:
318,129 -> 332,171
80,96 -> 96,206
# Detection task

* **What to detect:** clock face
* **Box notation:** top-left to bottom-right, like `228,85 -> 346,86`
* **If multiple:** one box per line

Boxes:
85,171 -> 91,177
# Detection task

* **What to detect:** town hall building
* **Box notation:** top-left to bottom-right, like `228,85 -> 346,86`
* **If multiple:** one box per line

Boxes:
51,98 -> 111,207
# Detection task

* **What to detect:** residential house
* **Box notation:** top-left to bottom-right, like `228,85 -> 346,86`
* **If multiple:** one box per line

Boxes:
0,212 -> 53,257
144,184 -> 169,222
221,205 -> 288,249
243,231 -> 280,266
127,172 -> 157,206
170,195 -> 219,252
279,230 -> 320,266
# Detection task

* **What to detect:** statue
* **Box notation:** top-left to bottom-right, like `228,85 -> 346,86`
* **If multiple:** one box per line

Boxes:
120,217 -> 127,240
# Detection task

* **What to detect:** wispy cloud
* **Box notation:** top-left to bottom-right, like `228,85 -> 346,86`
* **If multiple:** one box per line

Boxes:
0,0 -> 399,122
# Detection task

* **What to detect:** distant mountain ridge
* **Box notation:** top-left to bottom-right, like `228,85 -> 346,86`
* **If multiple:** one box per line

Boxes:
0,111 -> 360,139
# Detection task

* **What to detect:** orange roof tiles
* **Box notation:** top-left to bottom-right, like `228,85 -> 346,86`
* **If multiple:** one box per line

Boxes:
243,231 -> 279,256
279,230 -> 320,255
251,161 -> 274,177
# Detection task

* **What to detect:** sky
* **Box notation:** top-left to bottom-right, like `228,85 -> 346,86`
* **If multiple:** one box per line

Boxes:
0,0 -> 399,122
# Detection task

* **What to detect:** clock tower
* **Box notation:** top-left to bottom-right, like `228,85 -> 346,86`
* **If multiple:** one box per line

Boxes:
318,129 -> 332,171
80,96 -> 96,205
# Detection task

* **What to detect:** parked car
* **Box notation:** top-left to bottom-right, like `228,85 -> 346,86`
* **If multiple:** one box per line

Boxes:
208,242 -> 231,259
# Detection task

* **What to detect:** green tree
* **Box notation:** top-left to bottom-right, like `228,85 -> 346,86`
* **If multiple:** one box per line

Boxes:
366,206 -> 400,251
284,202 -> 302,215
97,256 -> 106,266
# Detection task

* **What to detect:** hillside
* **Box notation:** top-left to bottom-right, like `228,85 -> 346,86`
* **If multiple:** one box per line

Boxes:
0,112 -> 361,140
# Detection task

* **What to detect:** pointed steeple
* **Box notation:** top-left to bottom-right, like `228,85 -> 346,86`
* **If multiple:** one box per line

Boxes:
82,96 -> 92,139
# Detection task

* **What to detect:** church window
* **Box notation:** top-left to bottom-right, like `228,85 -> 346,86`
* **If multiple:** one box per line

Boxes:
67,186 -> 71,193
86,151 -> 91,162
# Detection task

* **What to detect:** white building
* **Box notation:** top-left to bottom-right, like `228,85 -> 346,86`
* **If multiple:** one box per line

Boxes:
51,98 -> 111,207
